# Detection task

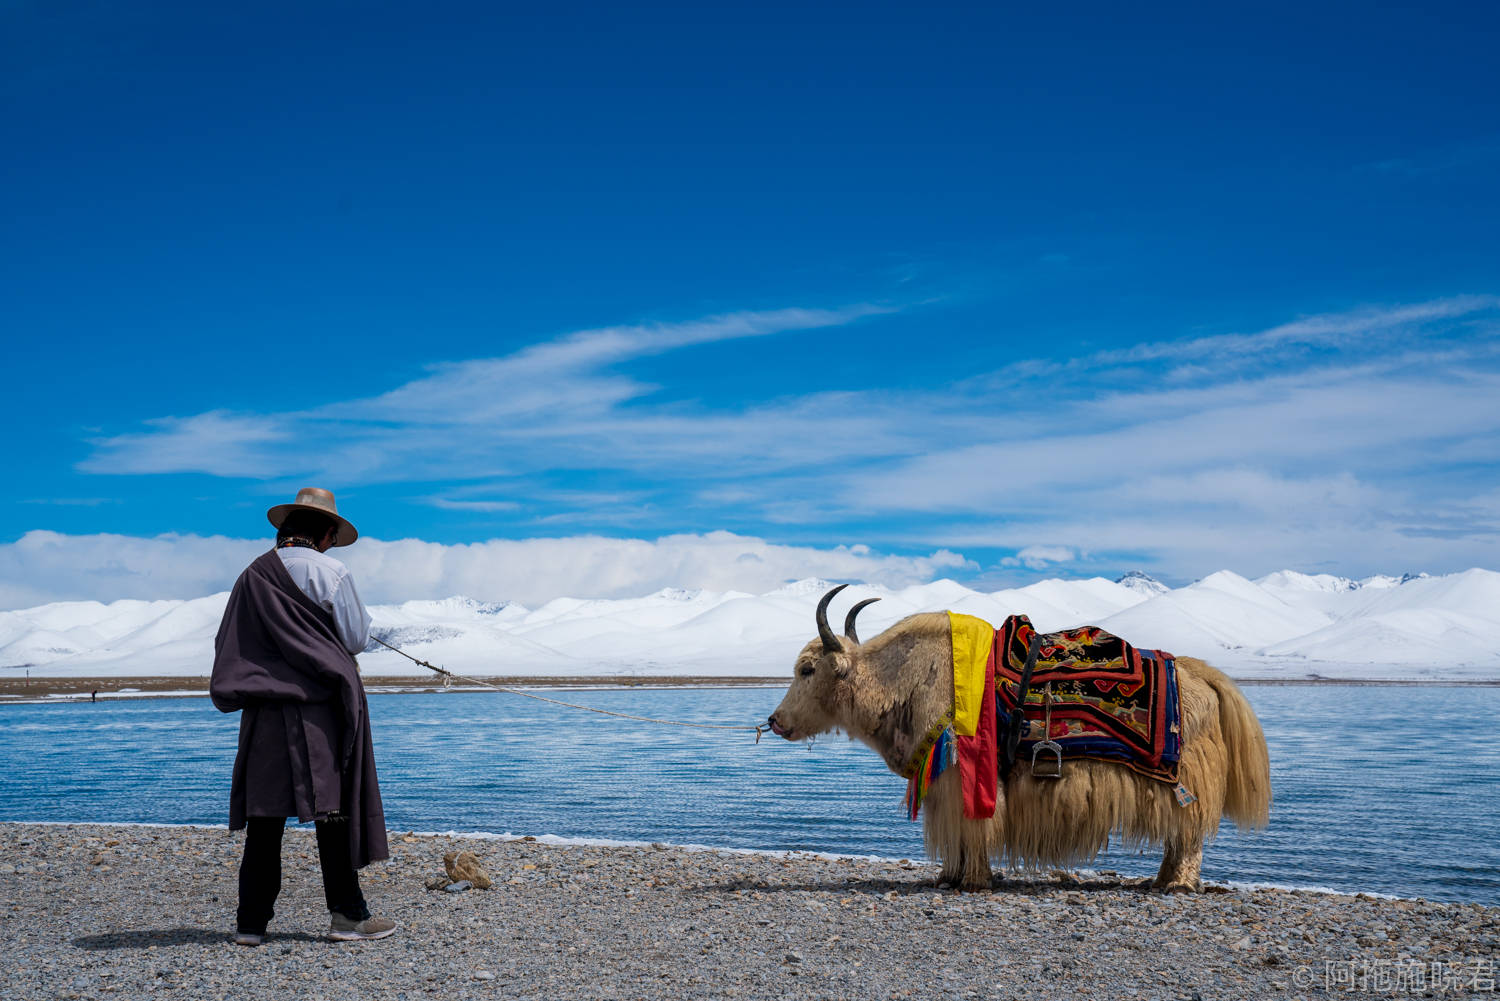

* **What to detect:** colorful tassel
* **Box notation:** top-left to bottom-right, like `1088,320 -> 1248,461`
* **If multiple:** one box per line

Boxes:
905,726 -> 955,820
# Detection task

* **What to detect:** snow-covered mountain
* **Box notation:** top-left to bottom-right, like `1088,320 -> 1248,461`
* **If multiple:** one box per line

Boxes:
1115,570 -> 1170,597
1255,570 -> 1361,594
2,569 -> 1497,681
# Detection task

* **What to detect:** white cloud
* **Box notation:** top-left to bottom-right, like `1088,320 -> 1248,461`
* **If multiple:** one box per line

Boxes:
78,304 -> 901,484
1002,545 -> 1079,569
335,305 -> 893,424
62,295 -> 1500,581
0,531 -> 266,609
844,364 -> 1500,513
82,411 -> 292,478
420,497 -> 522,513
0,530 -> 972,608
1094,295 -> 1500,365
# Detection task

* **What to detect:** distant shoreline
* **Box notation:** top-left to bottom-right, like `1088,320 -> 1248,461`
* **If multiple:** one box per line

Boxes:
1232,676 -> 1500,686
2,672 -> 1499,704
0,674 -> 789,704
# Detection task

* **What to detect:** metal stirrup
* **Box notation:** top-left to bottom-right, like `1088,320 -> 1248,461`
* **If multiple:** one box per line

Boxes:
1031,682 -> 1062,779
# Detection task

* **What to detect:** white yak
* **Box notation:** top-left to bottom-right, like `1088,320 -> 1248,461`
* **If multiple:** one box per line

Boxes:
767,586 -> 1271,892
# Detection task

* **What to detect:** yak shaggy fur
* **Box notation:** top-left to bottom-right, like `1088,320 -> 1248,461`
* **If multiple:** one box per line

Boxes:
768,610 -> 1271,892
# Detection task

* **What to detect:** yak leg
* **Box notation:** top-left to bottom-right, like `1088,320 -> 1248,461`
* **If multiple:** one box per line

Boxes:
924,771 -> 996,891
1153,835 -> 1203,893
958,841 -> 994,892
938,850 -> 992,890
938,820 -> 993,892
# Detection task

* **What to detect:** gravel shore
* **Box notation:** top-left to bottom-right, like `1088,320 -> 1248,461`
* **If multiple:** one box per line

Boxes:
2,822 -> 1495,1000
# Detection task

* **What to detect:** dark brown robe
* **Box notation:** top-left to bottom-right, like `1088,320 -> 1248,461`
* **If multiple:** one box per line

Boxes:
210,549 -> 388,868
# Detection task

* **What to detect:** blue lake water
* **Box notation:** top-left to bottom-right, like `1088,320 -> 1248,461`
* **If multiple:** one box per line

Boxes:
1,685 -> 1496,906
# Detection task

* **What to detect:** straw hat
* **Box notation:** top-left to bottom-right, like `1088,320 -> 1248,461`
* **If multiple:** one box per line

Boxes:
266,487 -> 358,546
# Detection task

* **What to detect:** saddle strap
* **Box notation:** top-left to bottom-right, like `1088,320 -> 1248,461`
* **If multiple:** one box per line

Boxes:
1000,632 -> 1042,779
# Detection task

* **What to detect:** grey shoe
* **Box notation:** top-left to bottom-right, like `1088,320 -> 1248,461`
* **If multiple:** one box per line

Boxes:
328,913 -> 397,942
233,931 -> 264,947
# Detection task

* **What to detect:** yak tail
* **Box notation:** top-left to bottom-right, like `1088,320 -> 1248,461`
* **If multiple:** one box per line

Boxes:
1189,658 -> 1272,829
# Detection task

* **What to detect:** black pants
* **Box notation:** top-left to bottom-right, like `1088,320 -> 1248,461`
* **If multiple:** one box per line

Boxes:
236,817 -> 370,934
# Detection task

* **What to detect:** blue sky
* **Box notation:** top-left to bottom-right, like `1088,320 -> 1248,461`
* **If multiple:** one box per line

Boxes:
3,0 -> 1499,604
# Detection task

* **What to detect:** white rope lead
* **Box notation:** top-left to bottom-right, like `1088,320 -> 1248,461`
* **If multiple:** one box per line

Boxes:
369,636 -> 768,742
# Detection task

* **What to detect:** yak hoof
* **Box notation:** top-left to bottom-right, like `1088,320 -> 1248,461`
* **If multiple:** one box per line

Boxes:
937,876 -> 990,893
1156,880 -> 1200,894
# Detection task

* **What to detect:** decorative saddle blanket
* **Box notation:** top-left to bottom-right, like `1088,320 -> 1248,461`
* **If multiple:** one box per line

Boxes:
904,612 -> 1183,821
994,614 -> 1183,784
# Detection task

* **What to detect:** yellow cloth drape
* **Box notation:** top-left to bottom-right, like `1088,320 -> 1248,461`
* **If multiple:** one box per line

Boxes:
947,611 -> 993,737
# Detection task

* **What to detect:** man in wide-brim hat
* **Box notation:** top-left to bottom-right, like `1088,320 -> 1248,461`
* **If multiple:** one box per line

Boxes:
210,487 -> 396,945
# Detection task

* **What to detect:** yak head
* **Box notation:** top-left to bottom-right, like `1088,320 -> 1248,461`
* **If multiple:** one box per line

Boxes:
766,584 -> 880,742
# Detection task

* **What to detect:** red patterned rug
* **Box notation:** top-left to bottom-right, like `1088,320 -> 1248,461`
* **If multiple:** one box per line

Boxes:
993,614 -> 1183,783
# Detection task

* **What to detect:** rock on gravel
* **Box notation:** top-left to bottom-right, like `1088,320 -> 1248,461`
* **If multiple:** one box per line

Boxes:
1,821 -> 1497,1001
444,850 -> 493,889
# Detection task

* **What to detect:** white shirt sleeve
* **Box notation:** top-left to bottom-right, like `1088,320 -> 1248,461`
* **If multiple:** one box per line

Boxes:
277,548 -> 373,656
330,571 -> 372,656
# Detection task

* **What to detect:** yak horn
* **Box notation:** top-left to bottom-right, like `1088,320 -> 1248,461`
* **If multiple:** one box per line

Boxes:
843,598 -> 881,643
815,584 -> 849,653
